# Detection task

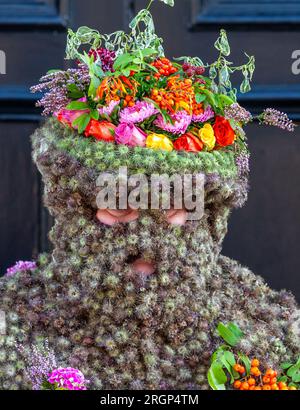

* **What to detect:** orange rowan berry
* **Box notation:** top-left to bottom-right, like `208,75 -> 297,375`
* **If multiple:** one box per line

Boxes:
233,364 -> 241,372
250,367 -> 261,377
254,386 -> 262,390
251,359 -> 260,367
271,384 -> 279,390
240,382 -> 249,391
262,376 -> 271,384
248,378 -> 256,386
262,385 -> 271,390
233,380 -> 242,389
278,382 -> 287,390
249,386 -> 256,390
238,366 -> 246,374
270,377 -> 277,384
265,369 -> 276,378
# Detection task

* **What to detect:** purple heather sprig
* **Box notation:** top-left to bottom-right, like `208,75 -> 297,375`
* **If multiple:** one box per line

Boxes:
48,367 -> 89,390
17,341 -> 58,390
236,152 -> 250,177
260,108 -> 295,132
5,260 -> 37,277
154,110 -> 192,135
224,103 -> 253,124
119,100 -> 158,124
30,65 -> 90,116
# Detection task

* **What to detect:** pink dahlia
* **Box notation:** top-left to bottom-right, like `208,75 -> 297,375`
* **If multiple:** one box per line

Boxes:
115,123 -> 147,147
154,110 -> 192,135
192,105 -> 215,123
48,367 -> 88,390
5,261 -> 37,277
119,101 -> 158,124
98,100 -> 120,116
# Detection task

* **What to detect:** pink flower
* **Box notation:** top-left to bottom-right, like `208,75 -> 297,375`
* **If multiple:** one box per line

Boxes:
98,100 -> 120,116
55,97 -> 89,127
5,261 -> 37,277
154,110 -> 192,135
192,105 -> 215,123
115,123 -> 147,147
55,109 -> 89,127
119,101 -> 158,124
48,367 -> 88,391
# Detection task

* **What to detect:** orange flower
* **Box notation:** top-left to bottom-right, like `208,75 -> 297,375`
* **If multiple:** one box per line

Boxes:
213,116 -> 236,147
85,120 -> 116,142
173,132 -> 203,153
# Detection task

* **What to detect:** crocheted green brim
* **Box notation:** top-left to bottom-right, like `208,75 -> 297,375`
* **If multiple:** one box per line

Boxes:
40,119 -> 238,178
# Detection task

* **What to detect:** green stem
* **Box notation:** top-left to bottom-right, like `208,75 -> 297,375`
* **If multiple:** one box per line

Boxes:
146,0 -> 154,11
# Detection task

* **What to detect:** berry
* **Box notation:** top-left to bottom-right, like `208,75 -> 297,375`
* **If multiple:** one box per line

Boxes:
238,366 -> 246,374
271,384 -> 279,390
278,381 -> 287,390
233,380 -> 242,389
248,378 -> 256,386
251,359 -> 260,367
289,386 -> 297,390
262,376 -> 271,384
182,63 -> 190,72
151,58 -> 178,78
250,367 -> 261,377
195,66 -> 205,75
262,384 -> 271,390
240,382 -> 249,390
265,368 -> 276,378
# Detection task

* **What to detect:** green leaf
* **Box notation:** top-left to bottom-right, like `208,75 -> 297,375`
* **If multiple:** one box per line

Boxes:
238,353 -> 251,375
113,53 -> 134,70
158,0 -> 175,6
207,362 -> 227,390
195,93 -> 207,104
72,113 -> 91,134
140,48 -> 157,57
281,362 -> 293,370
90,109 -> 99,120
214,29 -> 230,56
224,351 -> 236,367
278,376 -> 288,383
227,323 -> 244,340
88,75 -> 101,97
92,64 -> 105,78
67,84 -> 84,99
240,77 -> 251,94
287,365 -> 300,382
66,101 -> 89,110
217,323 -> 236,346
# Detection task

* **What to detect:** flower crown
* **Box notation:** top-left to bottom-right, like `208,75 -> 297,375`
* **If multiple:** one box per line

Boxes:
31,0 -> 295,159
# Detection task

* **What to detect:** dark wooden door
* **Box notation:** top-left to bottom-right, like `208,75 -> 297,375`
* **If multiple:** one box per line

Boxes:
0,0 -> 299,300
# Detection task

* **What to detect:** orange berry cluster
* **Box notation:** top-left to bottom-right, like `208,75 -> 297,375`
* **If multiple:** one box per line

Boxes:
233,359 -> 297,391
150,76 -> 203,114
122,95 -> 135,108
152,58 -> 178,80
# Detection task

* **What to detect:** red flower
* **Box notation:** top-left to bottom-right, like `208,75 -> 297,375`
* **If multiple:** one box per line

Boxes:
85,120 -> 116,142
173,132 -> 203,153
213,116 -> 235,147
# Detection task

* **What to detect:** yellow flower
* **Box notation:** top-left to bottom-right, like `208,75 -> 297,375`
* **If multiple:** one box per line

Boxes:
199,123 -> 216,151
146,133 -> 173,152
